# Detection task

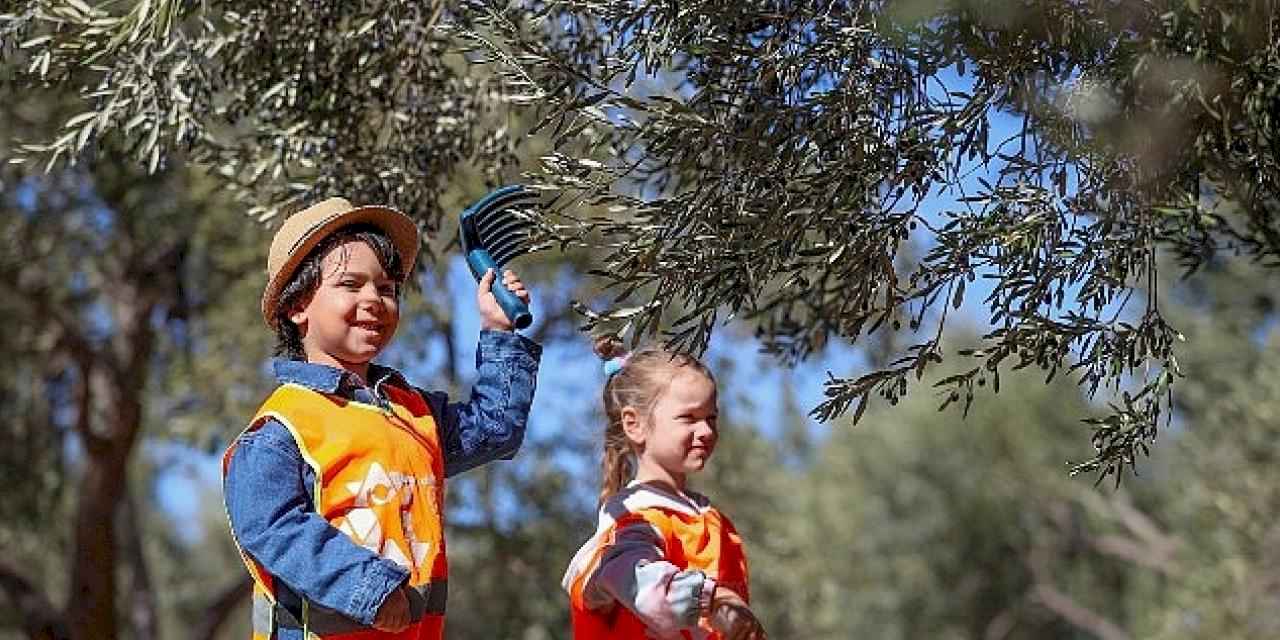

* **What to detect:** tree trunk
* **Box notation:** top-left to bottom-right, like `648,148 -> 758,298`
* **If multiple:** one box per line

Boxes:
67,294 -> 154,640
122,490 -> 158,640
68,446 -> 128,640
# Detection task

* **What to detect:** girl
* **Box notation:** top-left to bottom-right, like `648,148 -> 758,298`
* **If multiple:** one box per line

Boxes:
562,338 -> 767,640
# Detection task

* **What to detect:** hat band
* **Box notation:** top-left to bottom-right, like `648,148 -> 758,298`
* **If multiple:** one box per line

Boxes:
287,210 -> 351,257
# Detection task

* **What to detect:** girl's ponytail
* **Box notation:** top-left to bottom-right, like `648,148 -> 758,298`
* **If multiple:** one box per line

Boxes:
600,432 -> 634,505
596,334 -> 631,505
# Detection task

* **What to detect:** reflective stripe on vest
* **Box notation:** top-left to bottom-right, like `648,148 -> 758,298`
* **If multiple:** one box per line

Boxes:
251,586 -> 272,640
224,382 -> 449,639
268,580 -> 447,633
563,484 -> 750,639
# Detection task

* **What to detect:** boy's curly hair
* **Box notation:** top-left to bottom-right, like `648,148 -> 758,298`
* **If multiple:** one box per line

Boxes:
273,224 -> 405,360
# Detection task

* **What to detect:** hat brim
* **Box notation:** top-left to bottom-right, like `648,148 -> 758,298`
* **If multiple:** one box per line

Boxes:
261,205 -> 420,327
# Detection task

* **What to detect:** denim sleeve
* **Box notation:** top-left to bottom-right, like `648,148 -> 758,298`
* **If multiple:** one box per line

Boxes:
425,329 -> 541,478
223,420 -> 409,625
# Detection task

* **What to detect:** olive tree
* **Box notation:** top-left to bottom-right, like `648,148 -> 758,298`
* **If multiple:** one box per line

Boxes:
465,0 -> 1280,479
8,0 -> 1279,478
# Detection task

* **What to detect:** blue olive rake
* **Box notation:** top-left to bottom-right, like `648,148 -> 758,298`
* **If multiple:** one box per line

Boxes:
459,185 -> 542,330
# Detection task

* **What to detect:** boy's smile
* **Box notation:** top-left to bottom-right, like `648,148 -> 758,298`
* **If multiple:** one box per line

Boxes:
289,240 -> 400,381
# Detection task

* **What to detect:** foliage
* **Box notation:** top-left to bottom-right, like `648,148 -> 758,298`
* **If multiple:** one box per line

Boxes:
10,0 -> 1264,479
1,0 -> 524,232
736,354 -> 1143,639
456,0 -> 1280,479
2,40 -> 280,638
14,0 -> 1273,477
0,138 -> 275,638
690,261 -> 1280,639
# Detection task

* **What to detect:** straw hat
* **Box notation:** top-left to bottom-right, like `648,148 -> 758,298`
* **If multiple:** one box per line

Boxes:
261,197 -> 420,327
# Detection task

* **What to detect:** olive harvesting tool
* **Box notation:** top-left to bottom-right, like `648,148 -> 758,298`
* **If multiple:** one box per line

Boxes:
459,184 -> 544,330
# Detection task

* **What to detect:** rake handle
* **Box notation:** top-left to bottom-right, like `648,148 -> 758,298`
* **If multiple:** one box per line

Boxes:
467,249 -> 533,330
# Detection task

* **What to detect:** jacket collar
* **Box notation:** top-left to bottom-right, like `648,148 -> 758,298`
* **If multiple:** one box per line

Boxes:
271,358 -> 407,395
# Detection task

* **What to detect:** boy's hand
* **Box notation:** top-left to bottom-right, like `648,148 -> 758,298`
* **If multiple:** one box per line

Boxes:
709,587 -> 767,640
372,585 -> 411,633
477,268 -> 531,332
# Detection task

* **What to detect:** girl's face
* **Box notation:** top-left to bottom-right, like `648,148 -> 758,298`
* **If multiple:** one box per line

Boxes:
628,366 -> 719,488
289,240 -> 400,378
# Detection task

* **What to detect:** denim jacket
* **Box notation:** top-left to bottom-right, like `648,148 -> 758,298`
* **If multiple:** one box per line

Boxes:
223,329 -> 541,638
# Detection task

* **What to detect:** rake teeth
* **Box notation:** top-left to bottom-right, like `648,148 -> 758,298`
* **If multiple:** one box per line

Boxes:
470,190 -> 540,225
467,185 -> 532,214
475,203 -> 532,226
489,234 -> 535,266
473,213 -> 535,243
460,185 -> 543,264
478,216 -> 533,243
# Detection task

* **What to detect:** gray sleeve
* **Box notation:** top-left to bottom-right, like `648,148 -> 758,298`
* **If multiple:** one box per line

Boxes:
585,520 -> 713,633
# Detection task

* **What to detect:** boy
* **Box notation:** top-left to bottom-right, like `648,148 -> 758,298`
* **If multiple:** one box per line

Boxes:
223,197 -> 541,639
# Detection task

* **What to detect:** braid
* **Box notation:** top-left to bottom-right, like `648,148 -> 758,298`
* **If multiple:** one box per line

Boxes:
600,430 -> 634,505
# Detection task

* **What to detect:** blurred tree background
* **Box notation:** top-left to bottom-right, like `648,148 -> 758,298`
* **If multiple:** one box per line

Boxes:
3,1 -> 1280,639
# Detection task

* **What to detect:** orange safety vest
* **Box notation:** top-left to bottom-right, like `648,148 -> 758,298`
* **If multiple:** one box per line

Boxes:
563,484 -> 750,640
222,383 -> 448,640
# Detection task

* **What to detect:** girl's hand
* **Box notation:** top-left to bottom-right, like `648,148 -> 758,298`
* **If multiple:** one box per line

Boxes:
477,268 -> 531,331
372,585 -> 411,632
709,587 -> 767,640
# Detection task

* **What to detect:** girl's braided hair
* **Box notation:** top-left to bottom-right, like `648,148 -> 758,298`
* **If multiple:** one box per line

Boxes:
593,335 -> 715,505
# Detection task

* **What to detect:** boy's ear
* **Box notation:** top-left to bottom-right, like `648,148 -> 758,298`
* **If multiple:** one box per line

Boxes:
620,406 -> 645,446
287,303 -> 308,328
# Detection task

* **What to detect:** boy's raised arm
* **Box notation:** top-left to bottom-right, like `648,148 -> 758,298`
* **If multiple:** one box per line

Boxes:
427,329 -> 541,478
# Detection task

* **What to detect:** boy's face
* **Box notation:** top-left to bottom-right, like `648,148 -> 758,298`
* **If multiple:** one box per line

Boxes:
288,240 -> 400,374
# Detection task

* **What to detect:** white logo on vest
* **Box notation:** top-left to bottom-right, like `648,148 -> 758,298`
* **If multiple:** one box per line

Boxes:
334,462 -> 435,570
